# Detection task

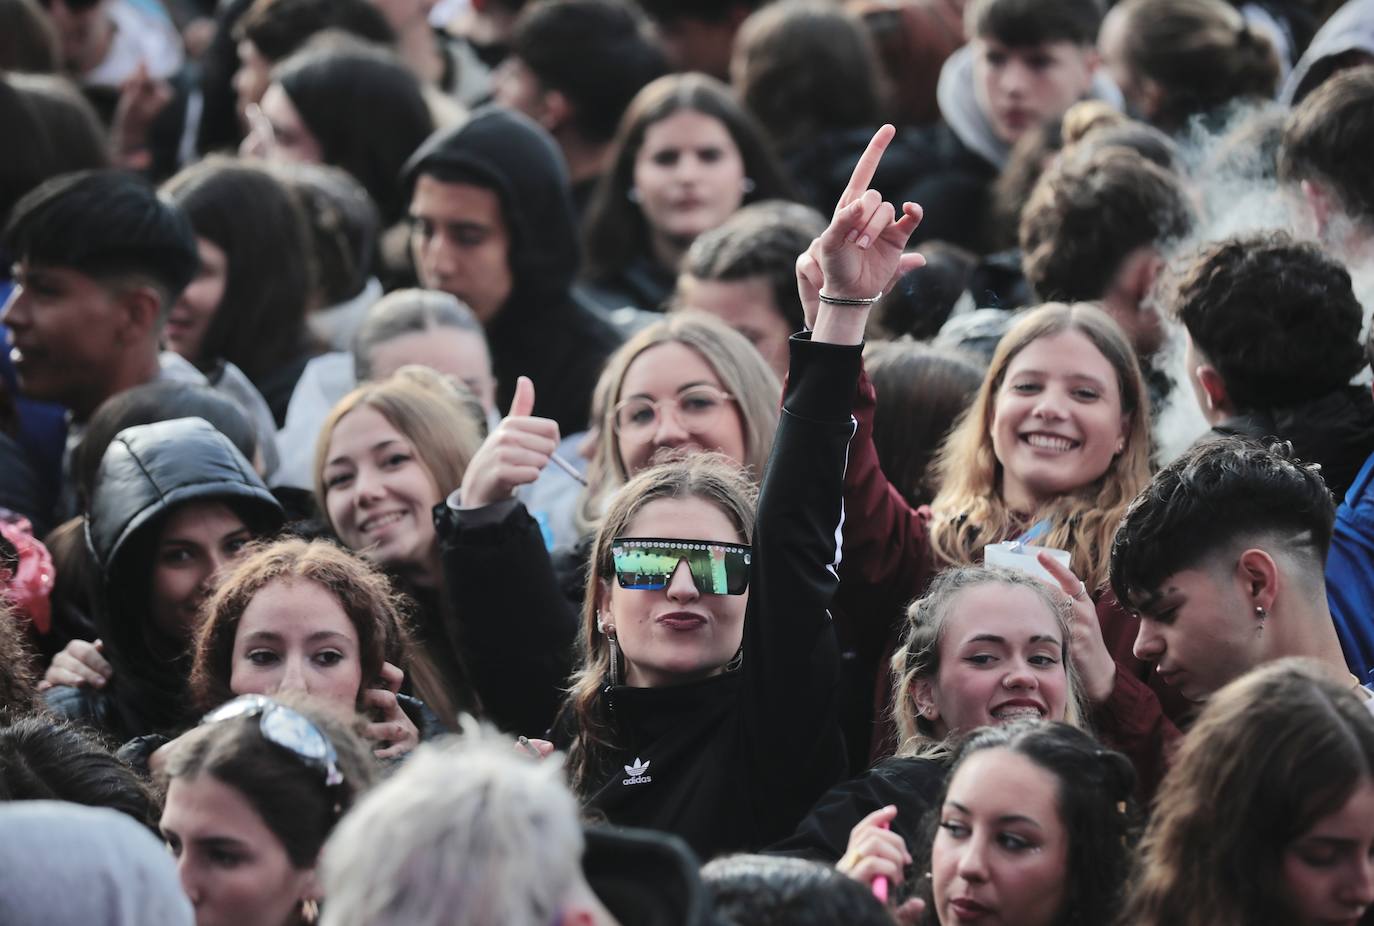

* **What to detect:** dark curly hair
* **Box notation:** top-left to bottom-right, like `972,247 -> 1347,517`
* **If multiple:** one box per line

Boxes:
1279,65 -> 1374,226
1020,146 -> 1193,305
909,721 -> 1138,926
1110,438 -> 1334,611
1169,230 -> 1365,410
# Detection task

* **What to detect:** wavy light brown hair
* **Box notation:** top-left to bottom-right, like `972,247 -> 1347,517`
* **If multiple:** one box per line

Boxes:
889,565 -> 1085,760
564,454 -> 757,794
1120,659 -> 1374,926
190,538 -> 453,725
577,312 -> 779,532
928,303 -> 1152,592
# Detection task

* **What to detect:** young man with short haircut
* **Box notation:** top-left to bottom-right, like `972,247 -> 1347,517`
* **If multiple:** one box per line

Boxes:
673,201 -> 825,382
907,0 -> 1120,250
2,170 -> 277,514
1111,438 -> 1368,704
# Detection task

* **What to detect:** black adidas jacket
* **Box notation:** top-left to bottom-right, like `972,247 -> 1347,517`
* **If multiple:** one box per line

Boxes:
553,334 -> 856,862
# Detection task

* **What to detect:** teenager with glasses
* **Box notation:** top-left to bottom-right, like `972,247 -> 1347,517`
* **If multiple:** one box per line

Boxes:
545,125 -> 925,860
159,693 -> 378,926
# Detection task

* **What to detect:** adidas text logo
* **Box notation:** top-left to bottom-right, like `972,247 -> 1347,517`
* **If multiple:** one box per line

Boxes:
622,757 -> 652,786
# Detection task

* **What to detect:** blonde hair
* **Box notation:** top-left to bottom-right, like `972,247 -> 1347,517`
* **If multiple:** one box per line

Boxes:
314,366 -> 485,526
564,454 -> 758,794
577,312 -> 779,532
928,303 -> 1152,591
889,565 -> 1085,760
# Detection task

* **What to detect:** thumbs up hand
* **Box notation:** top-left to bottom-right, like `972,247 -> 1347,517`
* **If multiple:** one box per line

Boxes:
457,376 -> 562,507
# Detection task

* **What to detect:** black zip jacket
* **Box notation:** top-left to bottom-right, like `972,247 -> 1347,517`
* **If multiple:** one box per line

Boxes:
552,335 -> 857,861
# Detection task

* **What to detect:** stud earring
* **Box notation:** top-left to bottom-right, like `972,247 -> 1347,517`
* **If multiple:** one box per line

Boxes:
627,188 -> 641,203
1255,605 -> 1267,620
741,177 -> 756,194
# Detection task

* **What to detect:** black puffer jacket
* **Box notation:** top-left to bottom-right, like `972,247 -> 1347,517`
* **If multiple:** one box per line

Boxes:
402,106 -> 623,433
45,417 -> 283,742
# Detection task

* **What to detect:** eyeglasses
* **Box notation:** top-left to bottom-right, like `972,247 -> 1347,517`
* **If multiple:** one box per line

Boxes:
201,695 -> 344,788
610,537 -> 751,596
612,386 -> 735,439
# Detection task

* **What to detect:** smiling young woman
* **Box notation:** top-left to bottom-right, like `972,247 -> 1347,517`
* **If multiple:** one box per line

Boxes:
834,301 -> 1188,794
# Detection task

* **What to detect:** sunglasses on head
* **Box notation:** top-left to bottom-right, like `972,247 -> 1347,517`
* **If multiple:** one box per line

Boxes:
201,694 -> 345,788
610,537 -> 751,596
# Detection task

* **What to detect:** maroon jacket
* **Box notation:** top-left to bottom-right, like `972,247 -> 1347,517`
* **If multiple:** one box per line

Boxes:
835,365 -> 1190,795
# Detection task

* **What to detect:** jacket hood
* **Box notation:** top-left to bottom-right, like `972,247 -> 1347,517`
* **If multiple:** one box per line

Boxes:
1281,0 -> 1374,104
937,44 -> 1124,170
0,802 -> 194,926
85,416 -> 284,574
1217,386 -> 1374,498
401,105 -> 580,317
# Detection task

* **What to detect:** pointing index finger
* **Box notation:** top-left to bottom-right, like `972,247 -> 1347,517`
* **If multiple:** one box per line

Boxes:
840,124 -> 896,208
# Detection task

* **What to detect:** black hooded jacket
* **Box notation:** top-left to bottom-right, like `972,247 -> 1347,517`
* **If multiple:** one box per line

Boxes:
1206,386 -> 1374,501
44,417 -> 284,742
402,107 -> 623,433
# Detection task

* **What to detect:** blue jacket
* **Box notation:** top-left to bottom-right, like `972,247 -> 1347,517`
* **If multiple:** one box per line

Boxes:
1326,449 -> 1374,682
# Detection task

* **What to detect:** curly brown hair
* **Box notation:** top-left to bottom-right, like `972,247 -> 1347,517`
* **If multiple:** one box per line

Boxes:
189,538 -> 448,720
1169,230 -> 1365,410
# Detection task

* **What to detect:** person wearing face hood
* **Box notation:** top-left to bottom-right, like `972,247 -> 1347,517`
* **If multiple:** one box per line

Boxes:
401,106 -> 623,437
43,417 -> 284,744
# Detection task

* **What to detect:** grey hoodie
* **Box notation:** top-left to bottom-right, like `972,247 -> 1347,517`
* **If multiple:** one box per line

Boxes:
936,44 -> 1126,170
0,801 -> 194,926
1281,0 -> 1374,104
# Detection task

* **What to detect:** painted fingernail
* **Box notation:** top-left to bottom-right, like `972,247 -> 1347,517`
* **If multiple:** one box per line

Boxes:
858,234 -> 871,249
845,228 -> 859,243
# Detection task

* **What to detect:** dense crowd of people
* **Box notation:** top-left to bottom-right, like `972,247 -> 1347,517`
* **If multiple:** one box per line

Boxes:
2,0 -> 1374,922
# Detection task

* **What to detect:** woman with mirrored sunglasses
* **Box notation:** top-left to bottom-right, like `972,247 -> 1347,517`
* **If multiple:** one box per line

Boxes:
158,693 -> 378,926
549,126 -> 927,861
435,312 -> 779,740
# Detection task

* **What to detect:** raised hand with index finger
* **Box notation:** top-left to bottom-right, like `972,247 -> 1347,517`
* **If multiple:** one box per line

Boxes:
796,125 -> 926,345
